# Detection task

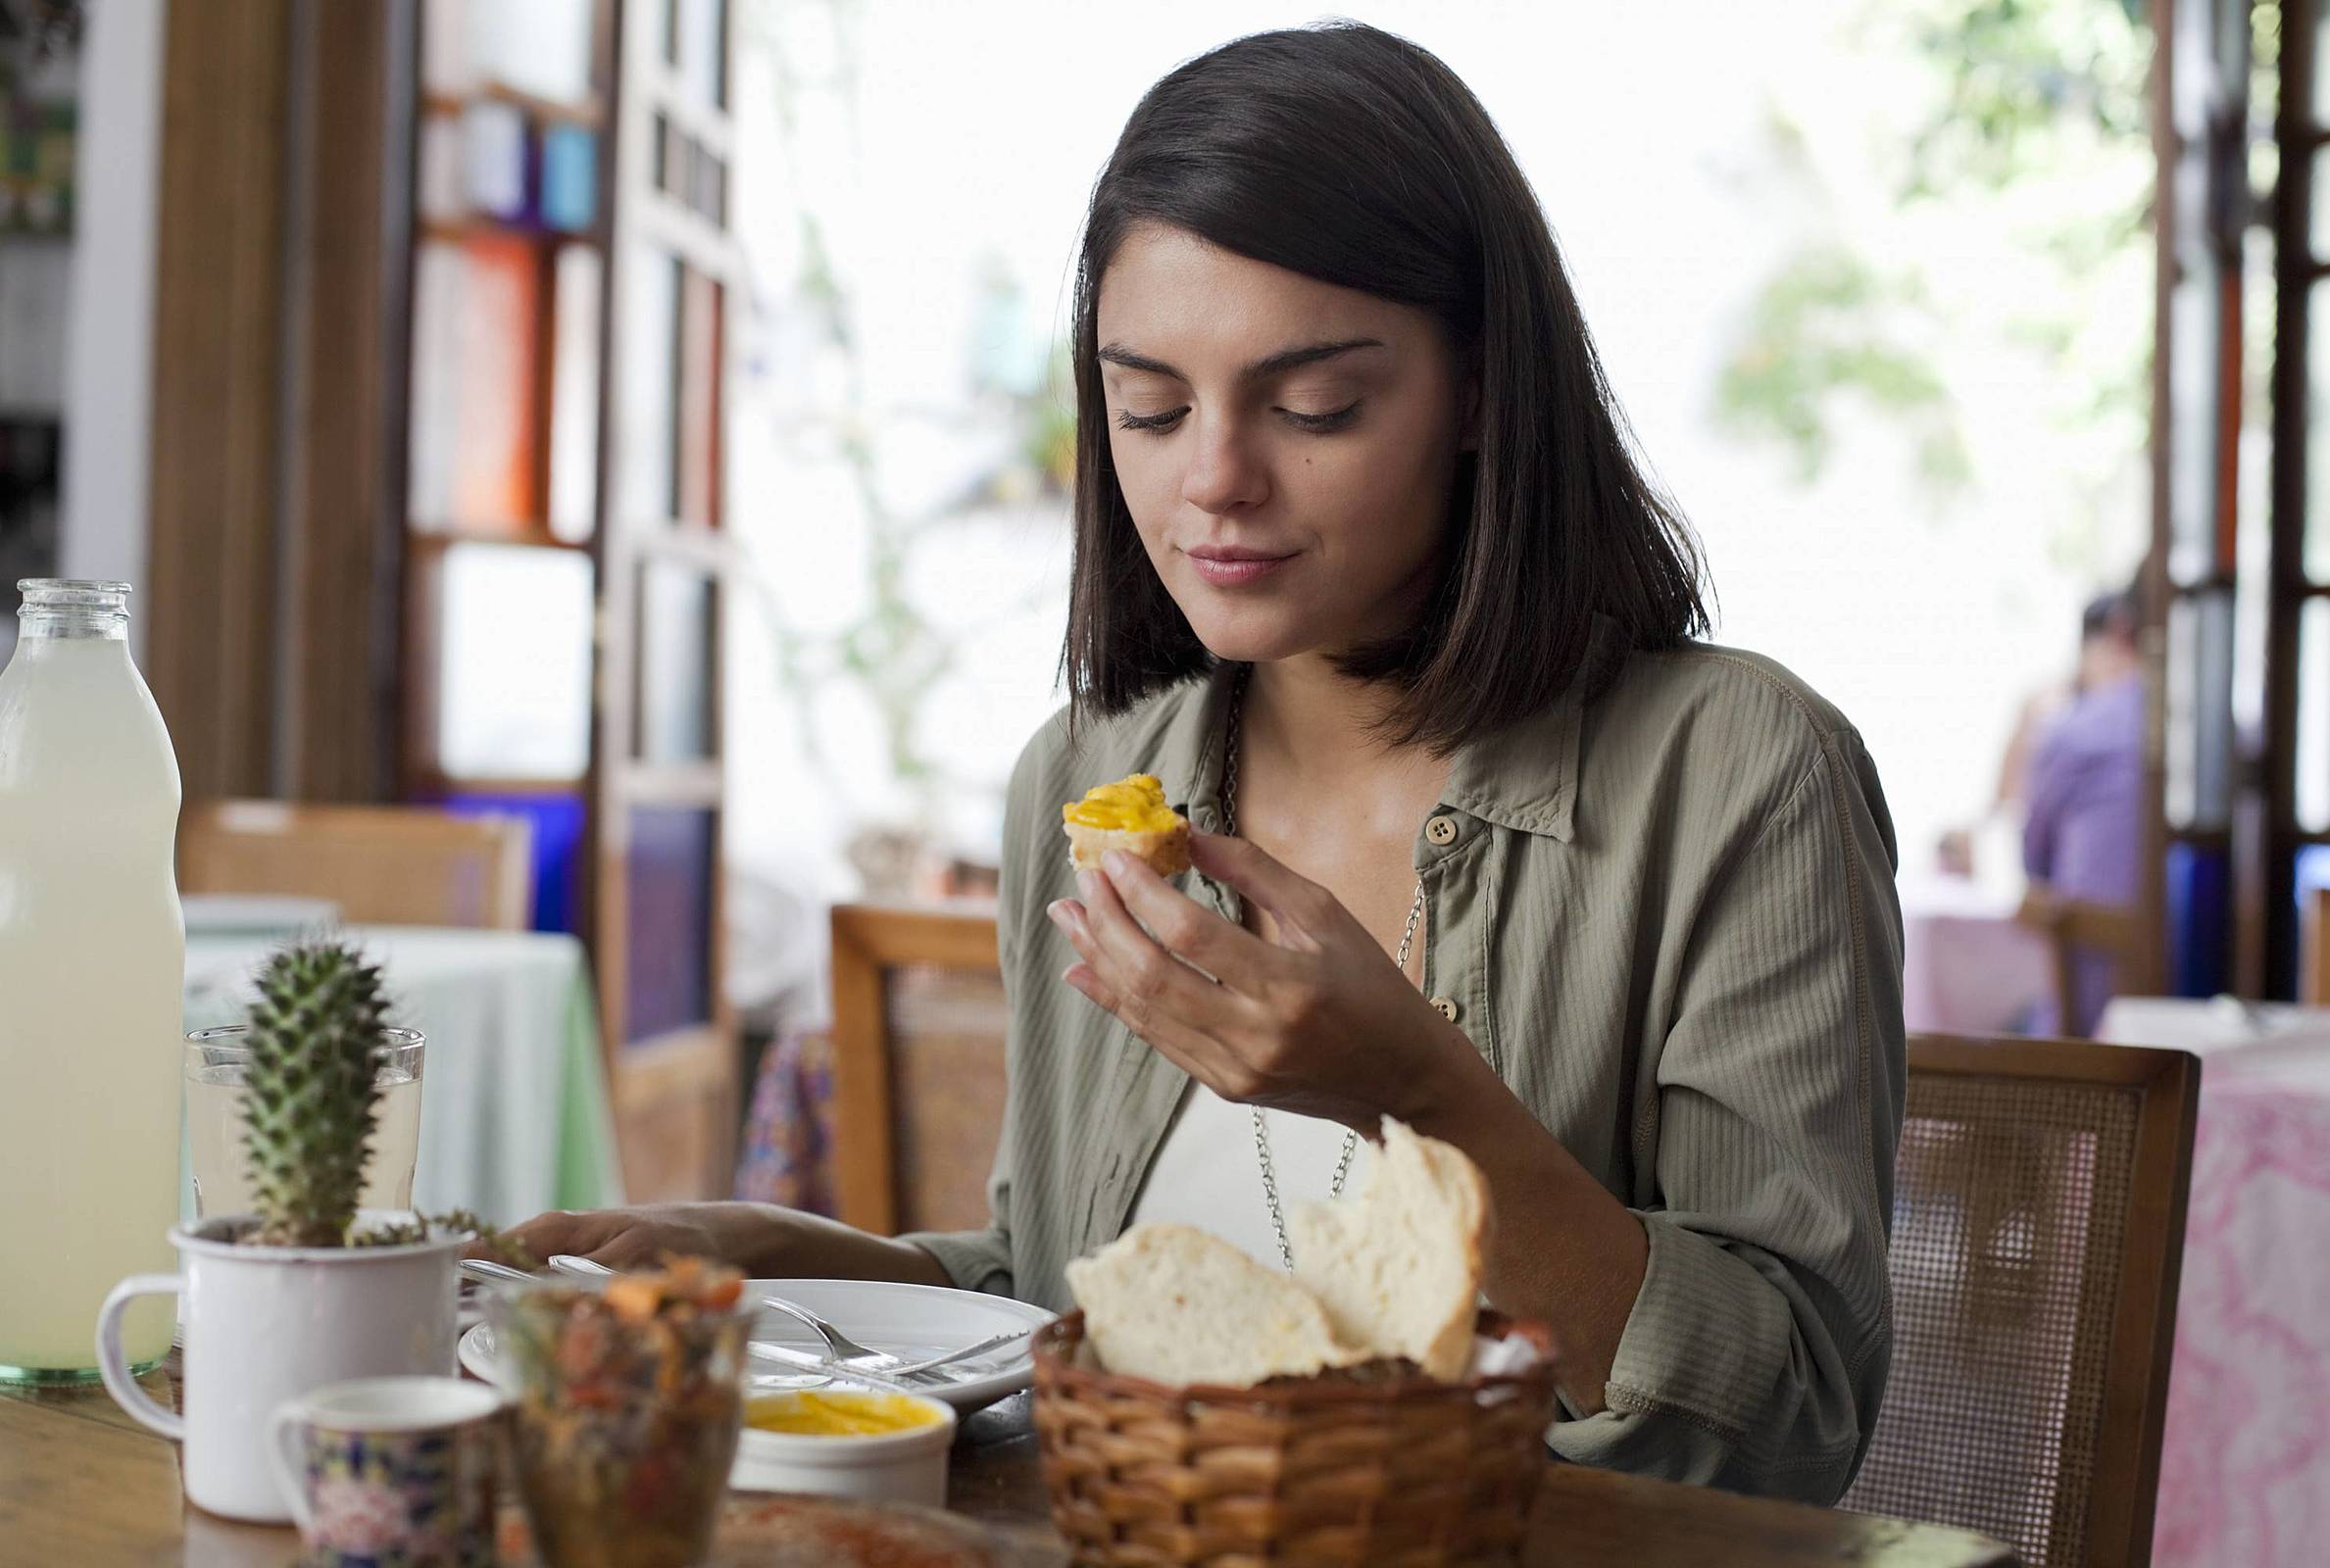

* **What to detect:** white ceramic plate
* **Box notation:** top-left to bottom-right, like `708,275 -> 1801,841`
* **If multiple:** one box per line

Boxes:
458,1277 -> 1052,1412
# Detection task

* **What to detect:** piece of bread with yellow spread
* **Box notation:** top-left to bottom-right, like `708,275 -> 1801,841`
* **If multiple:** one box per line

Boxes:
1061,773 -> 1190,877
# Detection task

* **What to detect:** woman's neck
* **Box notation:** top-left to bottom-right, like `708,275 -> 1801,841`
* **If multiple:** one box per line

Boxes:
1239,655 -> 1449,805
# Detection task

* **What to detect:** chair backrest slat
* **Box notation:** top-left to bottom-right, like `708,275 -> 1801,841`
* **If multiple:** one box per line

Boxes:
827,902 -> 1006,1236
179,800 -> 532,931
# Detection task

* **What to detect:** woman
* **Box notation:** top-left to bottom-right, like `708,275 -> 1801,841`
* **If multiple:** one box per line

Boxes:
506,22 -> 1906,1502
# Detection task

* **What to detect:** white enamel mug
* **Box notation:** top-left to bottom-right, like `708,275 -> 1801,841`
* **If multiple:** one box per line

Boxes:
94,1216 -> 462,1522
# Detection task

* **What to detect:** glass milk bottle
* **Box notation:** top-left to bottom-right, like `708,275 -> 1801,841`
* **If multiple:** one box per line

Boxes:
0,581 -> 184,1380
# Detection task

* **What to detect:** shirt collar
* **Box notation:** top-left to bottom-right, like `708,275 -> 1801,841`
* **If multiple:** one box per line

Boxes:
1155,615 -> 1613,845
1443,615 -> 1614,843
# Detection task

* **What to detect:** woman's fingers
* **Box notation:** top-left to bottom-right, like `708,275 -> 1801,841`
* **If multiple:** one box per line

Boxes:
1186,830 -> 1344,949
1063,959 -> 1257,1101
1095,849 -> 1276,988
1053,880 -> 1252,1072
486,1208 -> 627,1265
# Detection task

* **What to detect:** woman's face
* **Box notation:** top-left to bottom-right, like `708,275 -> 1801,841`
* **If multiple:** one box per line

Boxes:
1095,222 -> 1474,666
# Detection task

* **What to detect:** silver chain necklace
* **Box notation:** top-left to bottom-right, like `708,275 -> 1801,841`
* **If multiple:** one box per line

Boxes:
1217,667 -> 1428,1270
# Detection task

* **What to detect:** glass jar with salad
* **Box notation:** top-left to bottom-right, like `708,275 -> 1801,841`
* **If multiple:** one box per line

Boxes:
487,1258 -> 753,1568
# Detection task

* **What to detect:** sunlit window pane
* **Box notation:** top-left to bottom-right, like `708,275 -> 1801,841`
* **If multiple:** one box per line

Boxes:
436,544 -> 594,780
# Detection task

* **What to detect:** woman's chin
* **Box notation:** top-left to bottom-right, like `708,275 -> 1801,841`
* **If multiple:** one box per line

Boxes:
1184,617 -> 1316,667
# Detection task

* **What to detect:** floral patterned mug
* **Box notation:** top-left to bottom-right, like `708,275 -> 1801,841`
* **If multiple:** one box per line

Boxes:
268,1376 -> 503,1568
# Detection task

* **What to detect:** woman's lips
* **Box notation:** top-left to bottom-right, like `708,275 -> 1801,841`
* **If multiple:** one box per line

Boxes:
1185,547 -> 1298,587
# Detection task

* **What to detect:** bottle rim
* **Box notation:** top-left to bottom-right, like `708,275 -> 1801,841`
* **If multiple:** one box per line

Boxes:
18,579 -> 134,606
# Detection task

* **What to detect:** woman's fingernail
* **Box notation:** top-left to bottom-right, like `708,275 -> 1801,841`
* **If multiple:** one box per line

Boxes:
1047,901 -> 1071,929
1077,869 -> 1101,902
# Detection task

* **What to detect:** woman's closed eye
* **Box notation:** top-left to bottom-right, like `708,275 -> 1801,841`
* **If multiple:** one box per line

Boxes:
1112,401 -> 1364,435
1276,400 -> 1363,433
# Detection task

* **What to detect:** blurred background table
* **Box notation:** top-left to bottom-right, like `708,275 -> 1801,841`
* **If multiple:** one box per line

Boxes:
182,922 -> 622,1225
1899,872 -> 2053,1035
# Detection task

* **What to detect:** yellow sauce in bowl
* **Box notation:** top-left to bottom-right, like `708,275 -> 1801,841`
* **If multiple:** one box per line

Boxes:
745,1390 -> 947,1438
1063,774 -> 1181,832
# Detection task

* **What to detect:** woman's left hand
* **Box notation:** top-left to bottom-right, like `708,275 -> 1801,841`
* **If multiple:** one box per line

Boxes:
1048,830 -> 1479,1129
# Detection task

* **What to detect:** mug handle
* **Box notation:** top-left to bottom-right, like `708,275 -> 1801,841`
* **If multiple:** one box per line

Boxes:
266,1402 -> 317,1537
93,1274 -> 183,1441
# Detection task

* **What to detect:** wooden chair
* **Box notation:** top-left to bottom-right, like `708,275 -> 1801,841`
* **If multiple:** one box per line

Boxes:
1844,1033 -> 2200,1568
179,800 -> 533,931
2014,883 -> 2145,1039
827,902 -> 1006,1236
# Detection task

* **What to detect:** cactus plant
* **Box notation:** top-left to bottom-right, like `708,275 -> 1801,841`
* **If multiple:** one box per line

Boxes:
236,939 -> 389,1248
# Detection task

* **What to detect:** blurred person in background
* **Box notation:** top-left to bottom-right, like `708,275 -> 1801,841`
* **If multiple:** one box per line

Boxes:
2020,582 -> 2146,1033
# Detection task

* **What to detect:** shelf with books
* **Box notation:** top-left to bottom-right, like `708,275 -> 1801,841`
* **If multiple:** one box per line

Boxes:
406,231 -> 601,544
395,0 -> 740,1197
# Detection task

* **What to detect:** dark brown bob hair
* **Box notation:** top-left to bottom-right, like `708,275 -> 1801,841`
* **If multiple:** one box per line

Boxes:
1063,21 -> 1710,751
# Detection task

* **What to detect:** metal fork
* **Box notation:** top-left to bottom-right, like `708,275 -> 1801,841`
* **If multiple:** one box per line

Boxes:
546,1253 -> 1025,1382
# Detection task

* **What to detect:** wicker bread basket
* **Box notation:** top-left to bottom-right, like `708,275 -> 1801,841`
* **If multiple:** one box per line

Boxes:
1030,1308 -> 1560,1567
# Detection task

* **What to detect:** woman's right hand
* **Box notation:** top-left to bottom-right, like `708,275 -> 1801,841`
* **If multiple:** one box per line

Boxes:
482,1201 -> 789,1274
475,1200 -> 957,1288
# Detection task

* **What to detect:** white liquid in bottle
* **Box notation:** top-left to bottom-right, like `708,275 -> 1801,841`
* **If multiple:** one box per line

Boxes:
0,581 -> 183,1380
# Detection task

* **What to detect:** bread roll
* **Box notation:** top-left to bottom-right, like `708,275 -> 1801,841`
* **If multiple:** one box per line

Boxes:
1063,1222 -> 1364,1388
1287,1118 -> 1491,1383
1065,1120 -> 1493,1388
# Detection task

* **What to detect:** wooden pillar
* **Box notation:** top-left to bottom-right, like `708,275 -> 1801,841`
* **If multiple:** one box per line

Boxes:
145,0 -> 291,801
144,0 -> 409,806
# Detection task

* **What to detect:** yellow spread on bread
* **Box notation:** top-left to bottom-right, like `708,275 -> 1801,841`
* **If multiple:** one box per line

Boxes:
1062,773 -> 1181,833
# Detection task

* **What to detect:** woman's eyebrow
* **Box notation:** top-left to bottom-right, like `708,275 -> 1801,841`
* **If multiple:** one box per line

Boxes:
1096,337 -> 1387,383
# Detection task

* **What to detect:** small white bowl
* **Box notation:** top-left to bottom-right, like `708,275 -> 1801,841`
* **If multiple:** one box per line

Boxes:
730,1388 -> 959,1505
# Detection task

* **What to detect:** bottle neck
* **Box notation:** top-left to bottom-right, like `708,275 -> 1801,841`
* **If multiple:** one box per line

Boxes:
14,580 -> 131,644
17,610 -> 128,644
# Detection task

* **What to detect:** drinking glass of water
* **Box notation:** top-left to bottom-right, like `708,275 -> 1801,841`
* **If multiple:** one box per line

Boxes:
183,1025 -> 425,1219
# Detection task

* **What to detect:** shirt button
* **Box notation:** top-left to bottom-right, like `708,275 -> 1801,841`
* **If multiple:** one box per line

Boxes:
1431,997 -> 1460,1022
1425,814 -> 1459,847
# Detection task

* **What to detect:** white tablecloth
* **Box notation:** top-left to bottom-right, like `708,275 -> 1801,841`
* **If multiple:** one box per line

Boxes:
2096,998 -> 2330,1567
1899,872 -> 2052,1034
183,925 -> 624,1225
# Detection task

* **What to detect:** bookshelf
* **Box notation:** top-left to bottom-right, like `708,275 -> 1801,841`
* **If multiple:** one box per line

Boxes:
403,0 -> 738,1199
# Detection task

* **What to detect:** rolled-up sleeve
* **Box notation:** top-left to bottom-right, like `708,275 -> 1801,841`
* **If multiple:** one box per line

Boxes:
1550,731 -> 1905,1503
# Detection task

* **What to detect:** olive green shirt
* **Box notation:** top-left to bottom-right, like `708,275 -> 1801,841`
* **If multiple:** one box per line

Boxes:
904,633 -> 1906,1504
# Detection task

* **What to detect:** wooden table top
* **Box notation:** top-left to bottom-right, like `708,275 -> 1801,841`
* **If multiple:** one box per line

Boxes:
1,1371 -> 2018,1566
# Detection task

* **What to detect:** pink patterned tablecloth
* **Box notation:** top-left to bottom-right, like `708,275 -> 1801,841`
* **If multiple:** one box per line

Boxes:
2097,1004 -> 2330,1567
2151,1062 -> 2330,1567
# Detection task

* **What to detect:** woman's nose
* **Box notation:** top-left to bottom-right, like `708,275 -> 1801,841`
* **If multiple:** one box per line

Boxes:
1178,413 -> 1271,515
